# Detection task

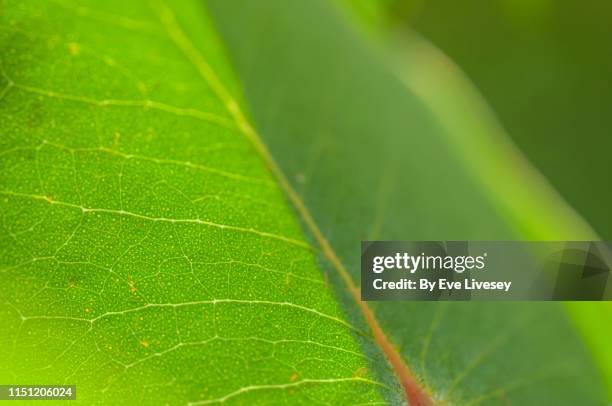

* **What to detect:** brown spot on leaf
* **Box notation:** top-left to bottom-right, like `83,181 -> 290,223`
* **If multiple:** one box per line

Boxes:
354,367 -> 368,378
68,42 -> 81,56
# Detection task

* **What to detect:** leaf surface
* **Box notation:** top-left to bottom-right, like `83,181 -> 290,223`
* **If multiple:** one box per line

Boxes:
204,0 -> 609,404
0,1 -> 403,404
2,0 -> 610,405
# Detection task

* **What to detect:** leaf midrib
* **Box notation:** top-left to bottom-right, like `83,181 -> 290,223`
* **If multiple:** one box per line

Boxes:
151,1 -> 433,404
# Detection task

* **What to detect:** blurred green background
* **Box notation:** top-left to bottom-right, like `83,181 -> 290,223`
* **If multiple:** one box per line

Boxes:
352,0 -> 612,239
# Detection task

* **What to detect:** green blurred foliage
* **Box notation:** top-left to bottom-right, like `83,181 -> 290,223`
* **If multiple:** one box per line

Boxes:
343,1 -> 612,395
369,0 -> 612,239
206,0 -> 609,403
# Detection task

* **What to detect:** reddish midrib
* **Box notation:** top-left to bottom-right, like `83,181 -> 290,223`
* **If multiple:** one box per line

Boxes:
160,4 -> 433,402
239,118 -> 434,405
352,287 -> 432,405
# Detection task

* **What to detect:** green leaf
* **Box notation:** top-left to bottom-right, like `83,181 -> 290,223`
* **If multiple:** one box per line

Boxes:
2,0 -> 609,405
339,4 -> 612,396
0,1 -> 403,404
204,0 -> 609,404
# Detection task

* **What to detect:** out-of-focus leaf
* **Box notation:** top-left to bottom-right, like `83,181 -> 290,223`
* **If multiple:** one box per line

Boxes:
342,0 -> 612,398
205,0 -> 609,404
354,0 -> 612,240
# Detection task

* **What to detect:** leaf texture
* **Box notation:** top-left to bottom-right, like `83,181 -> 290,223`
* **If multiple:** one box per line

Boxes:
0,1 -> 403,404
204,0 -> 609,404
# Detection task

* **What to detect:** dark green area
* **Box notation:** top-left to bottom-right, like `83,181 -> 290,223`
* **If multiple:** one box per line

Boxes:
206,0 -> 609,403
387,0 -> 612,239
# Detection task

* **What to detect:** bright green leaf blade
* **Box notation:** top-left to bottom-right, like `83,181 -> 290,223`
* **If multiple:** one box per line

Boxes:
205,0 -> 608,404
0,1 -> 403,404
567,302 -> 612,396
